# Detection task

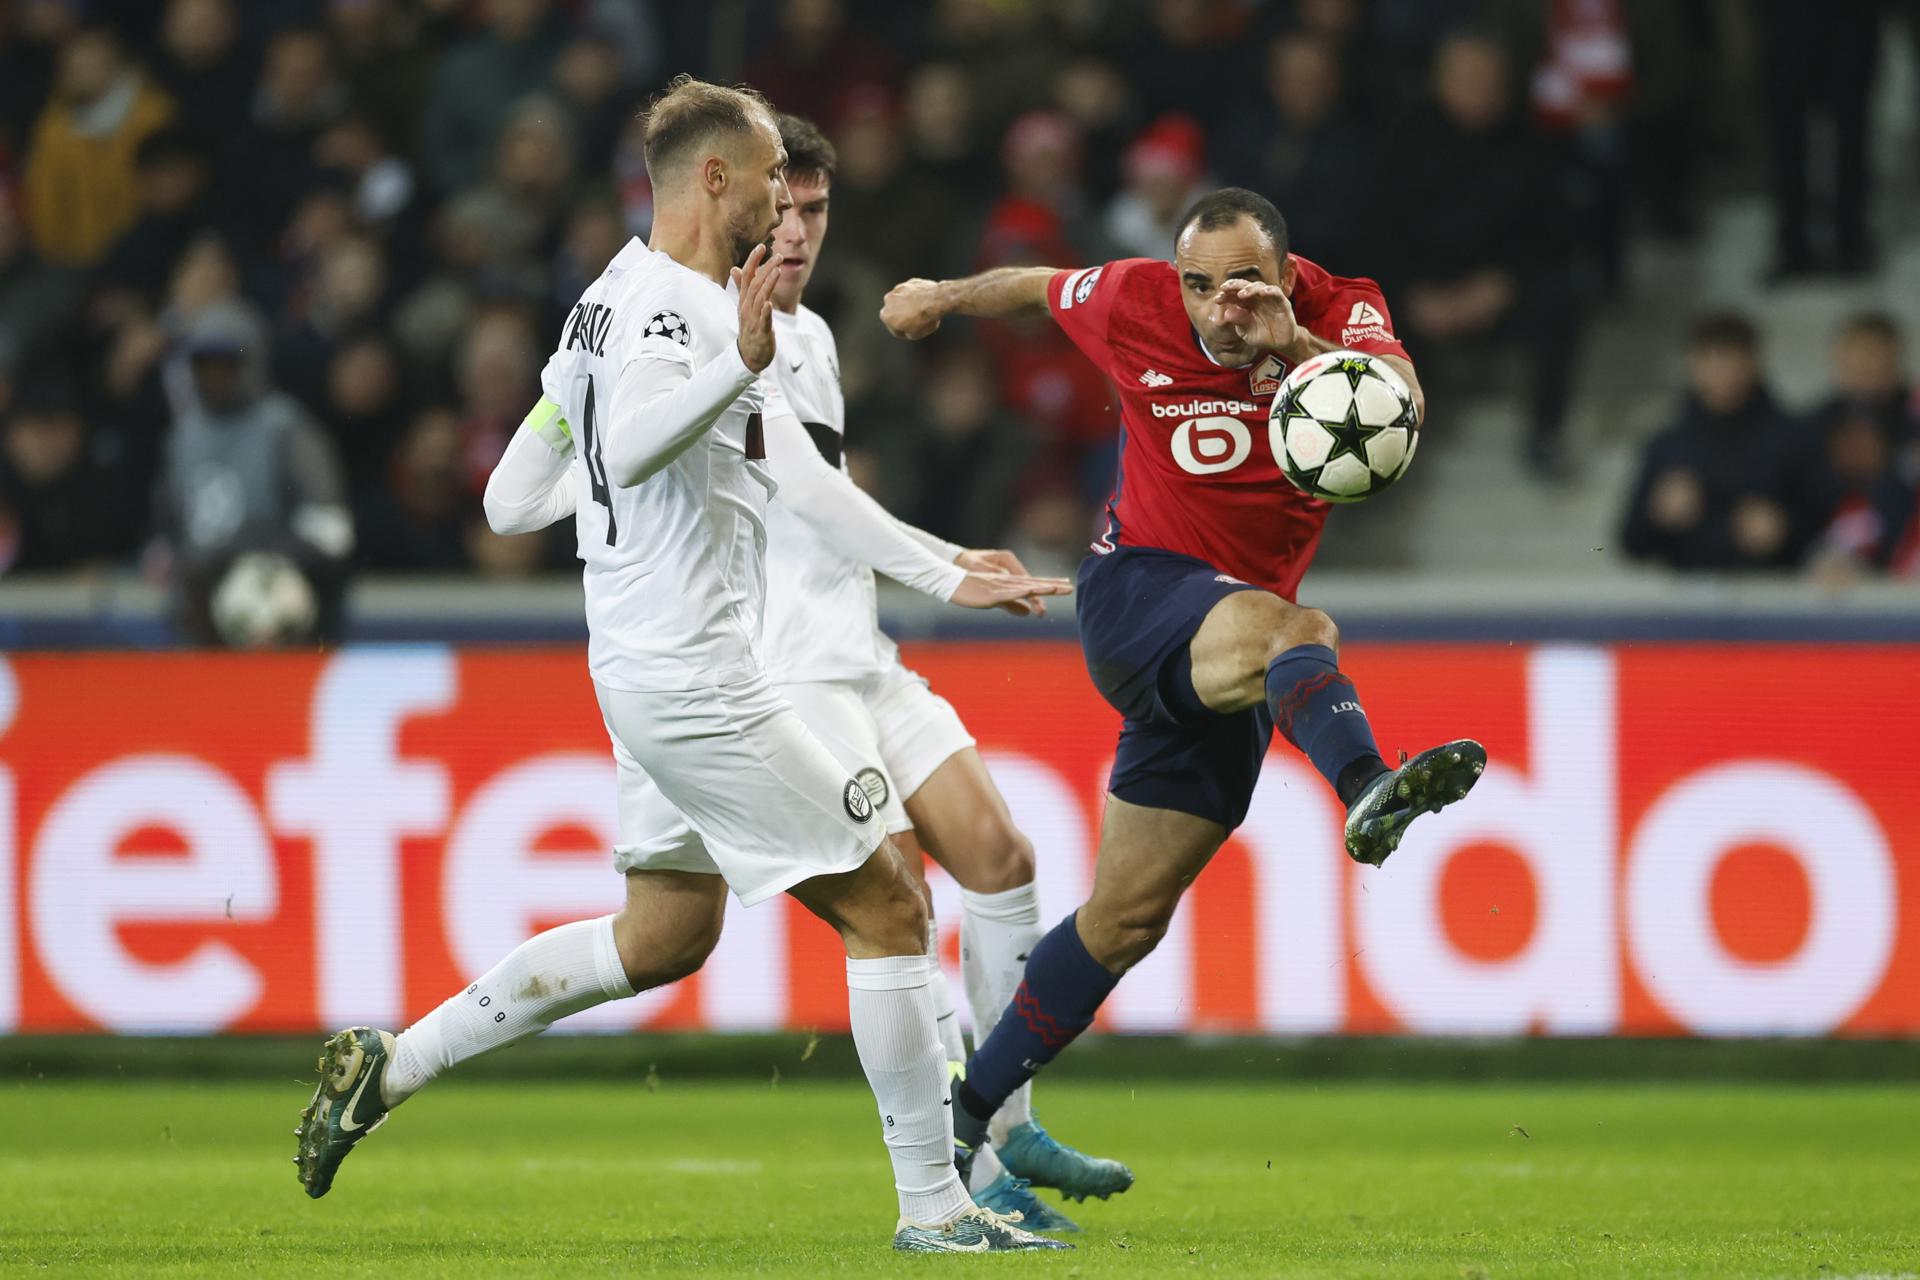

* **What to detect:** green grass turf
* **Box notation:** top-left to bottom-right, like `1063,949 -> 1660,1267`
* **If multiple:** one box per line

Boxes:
2,1077 -> 1915,1276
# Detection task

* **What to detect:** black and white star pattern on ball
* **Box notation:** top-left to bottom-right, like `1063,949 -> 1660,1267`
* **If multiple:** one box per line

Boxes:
1321,404 -> 1375,464
643,310 -> 691,346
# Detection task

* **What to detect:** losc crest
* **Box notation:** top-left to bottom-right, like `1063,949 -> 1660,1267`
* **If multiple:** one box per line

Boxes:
1248,353 -> 1287,397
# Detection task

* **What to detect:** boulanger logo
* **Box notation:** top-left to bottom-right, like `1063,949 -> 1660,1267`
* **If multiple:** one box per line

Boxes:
1149,397 -> 1257,418
843,778 -> 874,822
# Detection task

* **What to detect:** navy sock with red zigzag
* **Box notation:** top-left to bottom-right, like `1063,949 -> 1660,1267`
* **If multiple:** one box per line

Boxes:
956,912 -> 1120,1123
1265,643 -> 1387,805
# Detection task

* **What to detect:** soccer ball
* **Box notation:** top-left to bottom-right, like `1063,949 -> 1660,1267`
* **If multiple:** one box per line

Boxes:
1270,350 -> 1419,503
211,551 -> 319,648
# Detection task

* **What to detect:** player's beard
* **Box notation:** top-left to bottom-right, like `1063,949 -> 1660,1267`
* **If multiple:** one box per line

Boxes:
728,204 -> 774,269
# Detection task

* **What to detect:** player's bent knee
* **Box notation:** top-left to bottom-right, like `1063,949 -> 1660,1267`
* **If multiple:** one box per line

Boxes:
1264,605 -> 1338,664
840,848 -> 932,957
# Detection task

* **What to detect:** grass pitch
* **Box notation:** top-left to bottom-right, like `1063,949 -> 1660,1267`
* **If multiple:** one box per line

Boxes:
2,1073 -> 1916,1276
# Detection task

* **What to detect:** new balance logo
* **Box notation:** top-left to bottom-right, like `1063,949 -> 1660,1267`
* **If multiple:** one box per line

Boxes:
1138,368 -> 1173,387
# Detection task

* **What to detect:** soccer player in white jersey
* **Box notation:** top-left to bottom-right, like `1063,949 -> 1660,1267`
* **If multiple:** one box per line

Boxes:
293,76 -> 1072,1255
756,114 -> 1132,1229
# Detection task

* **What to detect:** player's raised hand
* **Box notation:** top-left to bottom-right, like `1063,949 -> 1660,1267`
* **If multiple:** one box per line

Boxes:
949,571 -> 1073,614
956,548 -> 1051,616
732,245 -> 781,372
880,278 -> 945,340
1211,277 -> 1298,354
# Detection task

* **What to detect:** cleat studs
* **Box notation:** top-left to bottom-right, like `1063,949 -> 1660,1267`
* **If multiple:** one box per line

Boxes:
1472,761 -> 1484,775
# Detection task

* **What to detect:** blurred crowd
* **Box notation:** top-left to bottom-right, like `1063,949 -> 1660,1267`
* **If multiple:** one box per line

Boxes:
1620,310 -> 1920,581
0,0 -> 1917,636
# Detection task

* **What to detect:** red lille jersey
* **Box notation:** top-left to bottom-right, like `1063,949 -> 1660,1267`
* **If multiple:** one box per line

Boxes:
1048,255 -> 1409,600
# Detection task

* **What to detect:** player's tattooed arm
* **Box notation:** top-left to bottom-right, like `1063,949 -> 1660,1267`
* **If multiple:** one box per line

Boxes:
880,267 -> 1056,339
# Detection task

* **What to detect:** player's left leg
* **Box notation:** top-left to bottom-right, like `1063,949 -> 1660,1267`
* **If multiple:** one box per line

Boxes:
896,747 -> 1119,1209
891,827 -> 1074,1232
1187,590 -> 1484,865
864,672 -> 1043,1134
296,869 -> 727,1198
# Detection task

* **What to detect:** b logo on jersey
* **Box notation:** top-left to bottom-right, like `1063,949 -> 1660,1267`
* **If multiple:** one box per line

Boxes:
843,778 -> 874,823
643,310 -> 690,346
855,767 -> 890,809
1171,416 -> 1253,475
1248,353 -> 1288,397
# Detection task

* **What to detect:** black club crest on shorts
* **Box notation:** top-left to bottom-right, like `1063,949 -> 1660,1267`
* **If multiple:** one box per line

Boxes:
643,310 -> 690,346
843,778 -> 874,823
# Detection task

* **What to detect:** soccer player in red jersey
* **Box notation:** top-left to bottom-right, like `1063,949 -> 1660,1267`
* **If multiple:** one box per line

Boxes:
881,189 -> 1485,1196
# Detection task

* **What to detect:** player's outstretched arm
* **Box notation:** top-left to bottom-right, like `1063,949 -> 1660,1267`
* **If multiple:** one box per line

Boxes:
484,398 -> 578,534
760,401 -> 1071,612
880,267 -> 1057,340
603,247 -> 781,486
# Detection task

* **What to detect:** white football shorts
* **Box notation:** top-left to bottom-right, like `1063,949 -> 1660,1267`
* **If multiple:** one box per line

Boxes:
776,661 -> 975,839
865,659 -> 976,804
778,679 -> 914,835
596,673 -> 884,906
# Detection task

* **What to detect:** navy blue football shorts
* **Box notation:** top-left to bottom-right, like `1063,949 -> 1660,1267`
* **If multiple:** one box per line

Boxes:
1074,545 -> 1274,831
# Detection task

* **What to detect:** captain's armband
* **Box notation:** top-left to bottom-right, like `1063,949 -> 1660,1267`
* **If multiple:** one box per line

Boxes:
522,396 -> 574,453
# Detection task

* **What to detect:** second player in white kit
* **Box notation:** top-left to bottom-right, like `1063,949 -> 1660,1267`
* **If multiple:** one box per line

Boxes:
754,114 -> 1133,1222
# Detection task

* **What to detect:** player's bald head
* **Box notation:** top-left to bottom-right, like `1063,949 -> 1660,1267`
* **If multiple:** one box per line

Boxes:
1174,188 -> 1290,270
642,74 -> 777,188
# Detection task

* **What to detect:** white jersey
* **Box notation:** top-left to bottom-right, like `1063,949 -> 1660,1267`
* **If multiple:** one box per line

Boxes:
540,239 -> 777,691
761,306 -> 899,683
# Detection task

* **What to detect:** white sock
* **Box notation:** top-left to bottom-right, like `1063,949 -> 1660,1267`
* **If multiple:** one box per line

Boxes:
846,954 -> 973,1226
925,918 -> 968,1067
960,882 -> 1042,1142
383,915 -> 635,1106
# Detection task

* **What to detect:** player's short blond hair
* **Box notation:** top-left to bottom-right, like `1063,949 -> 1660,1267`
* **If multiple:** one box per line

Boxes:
642,74 -> 772,182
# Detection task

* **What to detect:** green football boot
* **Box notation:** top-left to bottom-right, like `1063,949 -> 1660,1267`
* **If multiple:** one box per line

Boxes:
1344,739 -> 1487,866
295,1027 -> 394,1199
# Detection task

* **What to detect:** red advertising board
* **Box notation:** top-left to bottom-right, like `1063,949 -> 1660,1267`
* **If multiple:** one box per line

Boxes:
1,643 -> 1914,1037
